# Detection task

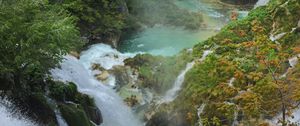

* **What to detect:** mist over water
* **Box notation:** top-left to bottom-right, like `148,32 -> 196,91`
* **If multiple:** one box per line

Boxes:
119,25 -> 215,56
119,0 -> 240,56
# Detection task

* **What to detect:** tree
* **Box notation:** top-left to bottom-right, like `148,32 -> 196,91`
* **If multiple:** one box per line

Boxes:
0,0 -> 82,92
49,0 -> 126,40
255,35 -> 300,126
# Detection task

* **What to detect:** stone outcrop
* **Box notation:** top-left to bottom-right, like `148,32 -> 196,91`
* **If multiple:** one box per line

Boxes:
49,81 -> 103,125
95,71 -> 110,81
220,0 -> 258,5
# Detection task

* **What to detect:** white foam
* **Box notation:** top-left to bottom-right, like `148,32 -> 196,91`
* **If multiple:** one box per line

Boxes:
0,99 -> 37,126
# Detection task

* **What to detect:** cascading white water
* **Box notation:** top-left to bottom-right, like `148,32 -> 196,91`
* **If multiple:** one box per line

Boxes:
0,99 -> 37,126
254,0 -> 270,8
80,44 -> 137,70
199,50 -> 213,62
228,77 -> 235,87
55,109 -> 68,126
161,50 -> 213,103
197,104 -> 206,126
161,61 -> 195,103
51,44 -> 142,126
232,109 -> 239,126
290,109 -> 300,123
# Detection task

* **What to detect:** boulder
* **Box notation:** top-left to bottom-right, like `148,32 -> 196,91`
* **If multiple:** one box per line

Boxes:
59,104 -> 92,126
77,94 -> 103,125
85,106 -> 103,125
220,0 -> 258,5
95,71 -> 110,81
111,66 -> 131,89
146,111 -> 189,126
91,63 -> 105,71
49,81 -> 103,125
26,93 -> 58,125
69,51 -> 80,59
124,95 -> 139,107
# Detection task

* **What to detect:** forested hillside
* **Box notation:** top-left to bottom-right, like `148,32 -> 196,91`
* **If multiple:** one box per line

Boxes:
147,0 -> 300,125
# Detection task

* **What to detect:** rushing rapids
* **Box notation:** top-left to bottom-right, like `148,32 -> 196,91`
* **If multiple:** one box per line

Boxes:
51,44 -> 142,126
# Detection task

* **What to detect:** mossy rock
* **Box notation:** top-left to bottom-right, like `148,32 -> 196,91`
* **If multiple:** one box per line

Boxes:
26,93 -> 57,125
59,104 -> 92,126
220,0 -> 258,5
146,111 -> 189,126
76,93 -> 103,125
124,52 -> 193,94
49,80 -> 102,125
49,81 -> 77,102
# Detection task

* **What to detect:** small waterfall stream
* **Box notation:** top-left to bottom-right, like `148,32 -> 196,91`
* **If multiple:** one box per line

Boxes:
161,61 -> 195,103
254,0 -> 270,8
197,104 -> 206,126
232,108 -> 239,126
161,50 -> 213,103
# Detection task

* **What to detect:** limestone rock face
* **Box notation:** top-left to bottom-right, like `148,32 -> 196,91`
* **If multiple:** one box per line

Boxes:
49,81 -> 103,125
111,66 -> 131,89
220,0 -> 258,5
91,63 -> 105,71
146,111 -> 189,126
69,51 -> 80,59
59,104 -> 92,126
85,106 -> 103,125
95,71 -> 110,81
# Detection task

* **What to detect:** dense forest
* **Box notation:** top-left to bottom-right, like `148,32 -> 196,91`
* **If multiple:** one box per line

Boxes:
0,0 -> 299,126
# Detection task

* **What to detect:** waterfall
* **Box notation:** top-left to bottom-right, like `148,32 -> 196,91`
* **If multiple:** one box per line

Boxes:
254,0 -> 270,8
197,104 -> 206,126
289,56 -> 299,68
290,109 -> 300,123
228,77 -> 235,87
161,50 -> 213,103
270,32 -> 287,42
161,62 -> 195,103
79,44 -> 137,70
55,109 -> 68,126
0,99 -> 37,126
51,44 -> 142,126
199,50 -> 213,62
232,109 -> 238,126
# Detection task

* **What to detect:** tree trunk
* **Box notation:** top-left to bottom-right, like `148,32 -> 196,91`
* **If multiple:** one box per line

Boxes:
281,99 -> 286,126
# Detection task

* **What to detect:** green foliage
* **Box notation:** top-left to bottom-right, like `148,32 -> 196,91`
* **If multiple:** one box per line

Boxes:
126,0 -> 204,29
0,0 -> 81,77
0,1 -> 86,124
50,0 -> 126,34
49,81 -> 77,102
25,92 -> 58,124
152,0 -> 300,125
49,80 -> 100,125
49,81 -> 95,106
125,51 -> 193,93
